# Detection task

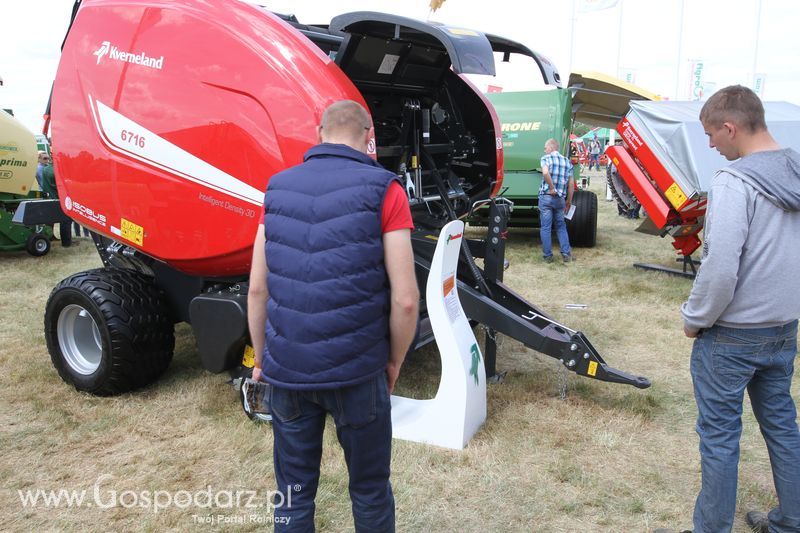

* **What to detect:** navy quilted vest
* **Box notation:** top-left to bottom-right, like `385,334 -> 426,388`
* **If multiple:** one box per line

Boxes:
261,143 -> 400,389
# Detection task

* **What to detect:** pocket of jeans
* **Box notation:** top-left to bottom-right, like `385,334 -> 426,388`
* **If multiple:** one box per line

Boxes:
711,338 -> 758,388
269,386 -> 301,423
335,377 -> 377,429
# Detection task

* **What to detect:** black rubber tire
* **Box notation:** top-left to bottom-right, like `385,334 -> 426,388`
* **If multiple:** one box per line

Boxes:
26,232 -> 51,256
566,189 -> 598,248
44,268 -> 175,396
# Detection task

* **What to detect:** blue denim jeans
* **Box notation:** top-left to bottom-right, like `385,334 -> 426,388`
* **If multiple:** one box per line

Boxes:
539,193 -> 571,259
269,373 -> 395,532
690,321 -> 800,533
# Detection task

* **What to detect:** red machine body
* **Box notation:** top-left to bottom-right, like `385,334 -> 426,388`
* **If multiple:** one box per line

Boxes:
608,117 -> 706,257
51,0 -> 503,276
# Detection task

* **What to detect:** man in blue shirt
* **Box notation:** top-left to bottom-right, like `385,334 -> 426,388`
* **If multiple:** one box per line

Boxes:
35,151 -> 49,189
539,138 -> 574,263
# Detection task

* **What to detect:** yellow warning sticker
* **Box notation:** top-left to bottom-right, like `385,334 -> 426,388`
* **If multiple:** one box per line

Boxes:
120,218 -> 144,246
242,345 -> 255,368
587,361 -> 598,377
665,183 -> 687,209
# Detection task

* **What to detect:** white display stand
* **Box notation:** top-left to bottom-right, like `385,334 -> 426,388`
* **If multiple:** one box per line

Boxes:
391,220 -> 487,450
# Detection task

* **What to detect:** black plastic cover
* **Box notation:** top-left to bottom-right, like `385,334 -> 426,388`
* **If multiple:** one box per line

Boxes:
329,11 -> 495,76
189,292 -> 249,373
12,199 -> 73,224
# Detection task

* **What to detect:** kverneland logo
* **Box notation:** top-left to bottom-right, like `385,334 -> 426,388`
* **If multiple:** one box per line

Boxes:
446,232 -> 463,244
93,41 -> 164,70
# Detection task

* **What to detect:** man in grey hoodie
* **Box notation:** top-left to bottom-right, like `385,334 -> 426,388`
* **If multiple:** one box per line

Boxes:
681,85 -> 800,533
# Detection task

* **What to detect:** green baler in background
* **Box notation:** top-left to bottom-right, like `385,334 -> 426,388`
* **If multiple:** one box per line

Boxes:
482,89 -> 598,247
471,33 -> 662,248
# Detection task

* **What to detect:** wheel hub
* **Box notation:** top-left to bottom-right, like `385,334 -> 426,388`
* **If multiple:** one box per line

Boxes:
57,304 -> 102,375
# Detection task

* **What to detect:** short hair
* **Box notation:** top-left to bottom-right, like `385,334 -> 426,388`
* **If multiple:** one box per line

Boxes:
699,85 -> 767,133
545,138 -> 559,151
320,100 -> 371,141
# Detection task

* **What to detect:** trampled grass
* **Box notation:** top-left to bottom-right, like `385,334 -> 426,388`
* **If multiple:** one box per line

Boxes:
1,177 -> 796,532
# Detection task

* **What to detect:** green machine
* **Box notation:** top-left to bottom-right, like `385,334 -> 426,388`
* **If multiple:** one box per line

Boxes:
0,109 -> 52,256
479,89 -> 598,247
472,33 -> 662,248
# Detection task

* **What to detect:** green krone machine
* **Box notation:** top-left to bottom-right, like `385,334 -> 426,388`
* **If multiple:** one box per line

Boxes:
478,89 -> 597,247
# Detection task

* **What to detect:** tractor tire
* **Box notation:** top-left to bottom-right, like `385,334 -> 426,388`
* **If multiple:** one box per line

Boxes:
566,189 -> 598,248
44,268 -> 175,396
26,232 -> 51,256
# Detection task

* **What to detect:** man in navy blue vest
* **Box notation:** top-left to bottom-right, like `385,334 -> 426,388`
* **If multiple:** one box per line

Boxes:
248,100 -> 419,532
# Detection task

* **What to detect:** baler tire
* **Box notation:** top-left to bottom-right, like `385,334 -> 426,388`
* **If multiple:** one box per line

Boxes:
566,189 -> 598,248
26,233 -> 51,256
44,268 -> 175,396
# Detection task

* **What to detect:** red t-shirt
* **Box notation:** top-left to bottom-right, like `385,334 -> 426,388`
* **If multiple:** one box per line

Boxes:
381,181 -> 414,233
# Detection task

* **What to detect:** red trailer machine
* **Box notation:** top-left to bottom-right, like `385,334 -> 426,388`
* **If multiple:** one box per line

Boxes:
18,0 -> 650,395
606,100 -> 800,276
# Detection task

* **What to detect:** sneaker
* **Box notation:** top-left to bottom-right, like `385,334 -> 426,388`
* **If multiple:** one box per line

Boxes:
745,510 -> 769,533
543,255 -> 554,264
562,254 -> 572,263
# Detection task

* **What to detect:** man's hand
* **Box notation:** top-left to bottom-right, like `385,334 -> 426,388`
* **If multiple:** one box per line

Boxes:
684,325 -> 700,338
252,366 -> 264,383
386,360 -> 402,394
564,200 -> 571,213
548,188 -> 557,196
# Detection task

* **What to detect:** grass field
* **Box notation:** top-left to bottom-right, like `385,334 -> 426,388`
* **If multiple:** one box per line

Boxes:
1,177 -> 797,532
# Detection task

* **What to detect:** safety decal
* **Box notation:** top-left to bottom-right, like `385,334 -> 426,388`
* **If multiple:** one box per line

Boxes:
665,183 -> 687,209
443,275 -> 455,297
120,218 -> 144,246
587,361 -> 598,377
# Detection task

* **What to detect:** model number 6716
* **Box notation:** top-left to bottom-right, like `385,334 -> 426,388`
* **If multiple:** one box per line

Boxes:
120,129 -> 146,148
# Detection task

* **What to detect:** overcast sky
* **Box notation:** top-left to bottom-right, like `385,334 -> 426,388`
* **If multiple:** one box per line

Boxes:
3,0 -> 799,134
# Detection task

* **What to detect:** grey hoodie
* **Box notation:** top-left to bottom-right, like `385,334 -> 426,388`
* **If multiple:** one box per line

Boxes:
681,148 -> 800,330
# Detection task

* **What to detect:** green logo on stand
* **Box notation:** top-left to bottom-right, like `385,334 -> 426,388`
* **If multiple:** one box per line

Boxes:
469,343 -> 481,385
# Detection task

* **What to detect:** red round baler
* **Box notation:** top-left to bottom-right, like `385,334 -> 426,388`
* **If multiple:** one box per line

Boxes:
32,0 -> 649,395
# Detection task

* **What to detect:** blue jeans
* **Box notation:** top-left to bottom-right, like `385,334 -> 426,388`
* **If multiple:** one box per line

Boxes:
588,153 -> 600,170
270,373 -> 395,532
539,194 -> 571,258
691,321 -> 800,533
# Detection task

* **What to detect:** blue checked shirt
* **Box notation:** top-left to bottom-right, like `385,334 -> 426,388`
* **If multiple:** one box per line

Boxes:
539,151 -> 573,198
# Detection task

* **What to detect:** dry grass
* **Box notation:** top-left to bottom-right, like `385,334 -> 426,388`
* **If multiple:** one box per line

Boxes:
1,176 -> 796,532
